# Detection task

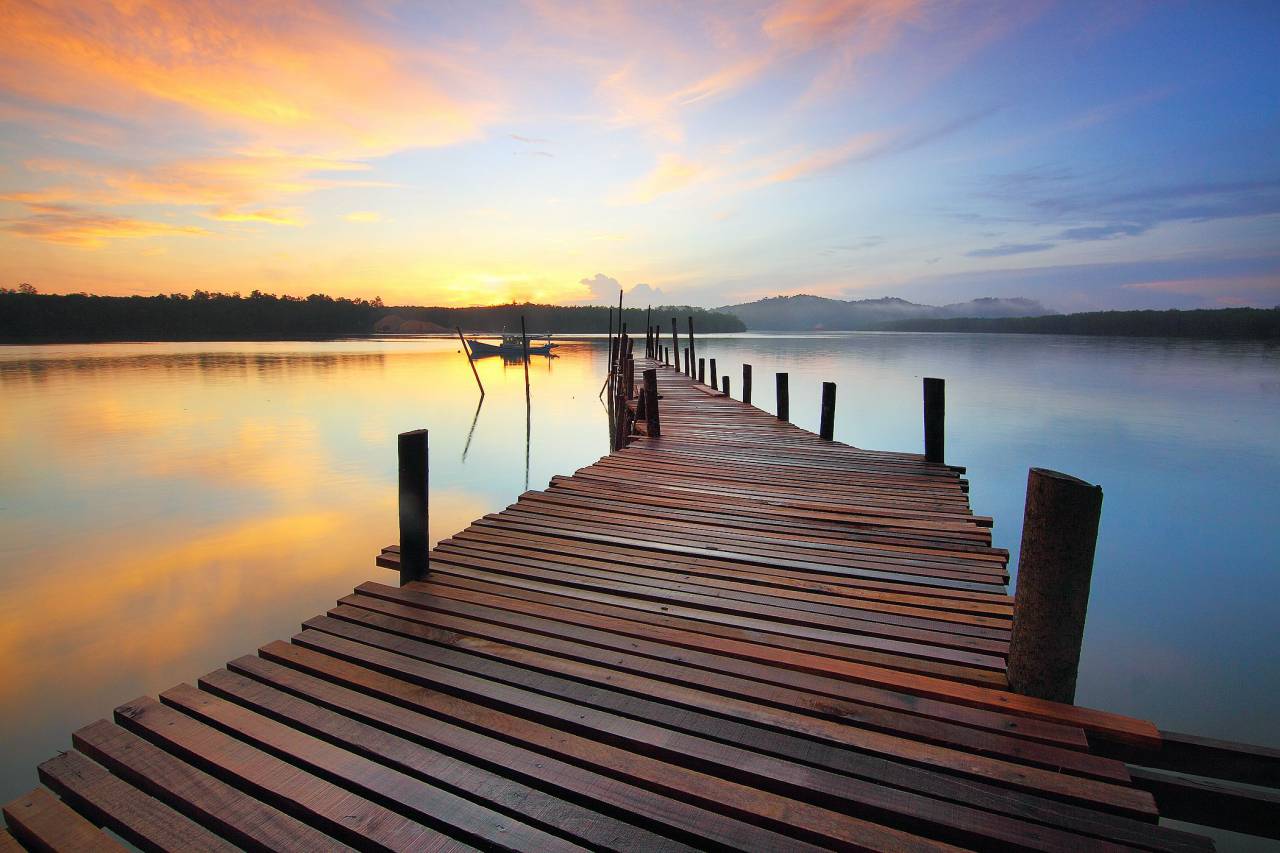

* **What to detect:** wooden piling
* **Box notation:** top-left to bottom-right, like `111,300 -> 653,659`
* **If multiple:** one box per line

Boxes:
643,368 -> 661,437
687,316 -> 696,381
397,429 -> 429,585
710,358 -> 717,389
924,377 -> 945,464
776,372 -> 789,421
742,364 -> 752,405
722,376 -> 730,397
820,381 -> 836,440
1007,468 -> 1104,704
697,357 -> 705,384
683,347 -> 689,376
671,317 -> 678,369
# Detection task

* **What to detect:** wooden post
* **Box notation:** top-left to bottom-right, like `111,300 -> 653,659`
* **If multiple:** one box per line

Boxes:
671,318 -> 678,369
646,306 -> 652,356
742,364 -> 752,405
398,429 -> 428,585
820,381 -> 836,440
697,357 -> 705,384
664,346 -> 669,365
721,376 -> 730,397
455,327 -> 484,397
643,368 -> 661,438
924,377 -> 945,464
776,372 -> 789,421
710,358 -> 717,389
686,316 -> 696,381
1007,468 -> 1104,704
683,347 -> 689,375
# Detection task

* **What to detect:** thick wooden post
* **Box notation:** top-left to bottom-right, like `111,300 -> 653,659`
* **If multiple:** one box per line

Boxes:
687,316 -> 696,380
924,377 -> 945,464
721,376 -> 730,397
820,382 -> 836,440
742,364 -> 752,405
697,357 -> 705,384
1007,469 -> 1104,704
776,372 -> 789,421
709,358 -> 717,389
643,368 -> 661,437
398,429 -> 429,585
683,347 -> 689,375
671,318 -> 679,368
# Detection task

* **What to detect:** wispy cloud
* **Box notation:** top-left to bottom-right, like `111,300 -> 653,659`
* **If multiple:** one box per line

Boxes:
344,211 -> 383,223
620,154 -> 711,203
1,202 -> 208,248
1,1 -> 498,158
966,242 -> 1055,258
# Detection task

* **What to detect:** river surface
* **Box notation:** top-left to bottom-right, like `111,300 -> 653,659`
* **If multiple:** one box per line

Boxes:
1,333 -> 1277,847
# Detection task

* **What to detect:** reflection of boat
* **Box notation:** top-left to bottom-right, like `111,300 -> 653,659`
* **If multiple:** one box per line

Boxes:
465,333 -> 556,358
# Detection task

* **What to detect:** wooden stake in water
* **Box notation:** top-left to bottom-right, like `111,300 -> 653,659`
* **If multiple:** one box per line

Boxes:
776,372 -> 789,421
1007,468 -> 1103,704
742,364 -> 752,405
820,381 -> 836,440
924,377 -> 945,464
398,429 -> 429,585
456,327 -> 484,397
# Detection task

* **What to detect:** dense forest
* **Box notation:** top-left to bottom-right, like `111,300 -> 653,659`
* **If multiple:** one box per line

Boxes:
881,307 -> 1280,339
0,287 -> 744,341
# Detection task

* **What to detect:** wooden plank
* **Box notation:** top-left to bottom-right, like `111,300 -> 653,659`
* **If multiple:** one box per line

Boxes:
228,652 -> 825,852
37,750 -> 236,853
195,666 -> 693,852
0,830 -> 24,853
72,718 -> 346,852
2,787 -> 127,852
113,695 -> 472,852
1128,766 -> 1279,840
157,683 -> 588,853
258,638 -> 961,852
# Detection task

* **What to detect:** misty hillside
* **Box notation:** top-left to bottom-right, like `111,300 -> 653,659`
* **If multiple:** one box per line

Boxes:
718,294 -> 1054,331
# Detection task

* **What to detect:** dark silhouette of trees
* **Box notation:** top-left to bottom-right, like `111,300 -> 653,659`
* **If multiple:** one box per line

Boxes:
881,308 -> 1280,339
0,289 -> 745,341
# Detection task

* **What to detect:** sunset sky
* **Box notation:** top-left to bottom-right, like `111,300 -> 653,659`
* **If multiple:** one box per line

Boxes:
1,1 -> 1277,310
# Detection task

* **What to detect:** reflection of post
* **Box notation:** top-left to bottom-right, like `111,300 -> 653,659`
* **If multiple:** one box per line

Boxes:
456,327 -> 484,397
520,316 -> 531,407
398,429 -> 428,585
521,316 -> 531,490
1007,469 -> 1104,704
461,396 -> 483,462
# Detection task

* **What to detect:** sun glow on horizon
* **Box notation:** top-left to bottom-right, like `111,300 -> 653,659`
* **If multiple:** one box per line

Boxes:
1,1 -> 1277,310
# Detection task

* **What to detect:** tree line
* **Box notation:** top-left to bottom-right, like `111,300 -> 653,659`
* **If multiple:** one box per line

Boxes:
0,287 -> 745,342
881,307 -> 1280,339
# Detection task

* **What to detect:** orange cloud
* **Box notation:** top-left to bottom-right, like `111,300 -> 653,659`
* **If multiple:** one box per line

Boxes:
207,207 -> 305,226
1,1 -> 497,157
621,154 -> 711,203
758,131 -> 889,185
0,202 -> 209,247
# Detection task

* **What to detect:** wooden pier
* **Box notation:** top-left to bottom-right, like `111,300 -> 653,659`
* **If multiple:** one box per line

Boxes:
5,355 -> 1273,850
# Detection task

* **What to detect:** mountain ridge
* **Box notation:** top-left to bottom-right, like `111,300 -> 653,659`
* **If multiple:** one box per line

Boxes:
718,293 -> 1054,330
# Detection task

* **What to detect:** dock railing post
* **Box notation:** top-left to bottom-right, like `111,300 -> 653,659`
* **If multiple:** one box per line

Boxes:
743,364 -> 752,405
924,377 -> 945,464
683,347 -> 689,376
698,357 -> 705,384
671,318 -> 679,369
820,382 -> 836,440
398,429 -> 429,585
687,316 -> 696,381
776,372 -> 789,421
722,376 -> 730,397
710,358 -> 717,389
1007,468 -> 1104,704
643,368 -> 661,437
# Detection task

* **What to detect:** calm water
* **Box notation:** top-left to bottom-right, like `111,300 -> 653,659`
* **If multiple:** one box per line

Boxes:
2,334 -> 1278,846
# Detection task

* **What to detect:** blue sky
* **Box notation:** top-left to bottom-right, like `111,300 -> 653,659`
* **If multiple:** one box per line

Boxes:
1,0 -> 1277,309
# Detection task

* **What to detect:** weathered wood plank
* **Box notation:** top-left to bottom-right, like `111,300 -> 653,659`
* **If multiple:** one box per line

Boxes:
2,787 -> 127,852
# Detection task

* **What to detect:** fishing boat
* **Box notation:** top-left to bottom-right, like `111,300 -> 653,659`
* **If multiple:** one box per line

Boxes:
465,332 -> 556,358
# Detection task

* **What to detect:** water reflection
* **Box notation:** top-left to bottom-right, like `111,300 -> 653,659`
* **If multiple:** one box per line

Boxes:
1,333 -> 1277,844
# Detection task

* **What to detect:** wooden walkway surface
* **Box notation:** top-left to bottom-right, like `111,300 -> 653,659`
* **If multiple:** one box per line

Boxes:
4,358 -> 1215,851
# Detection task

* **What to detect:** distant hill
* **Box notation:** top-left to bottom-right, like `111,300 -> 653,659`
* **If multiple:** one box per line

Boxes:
718,294 -> 1053,330
882,307 -> 1280,339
